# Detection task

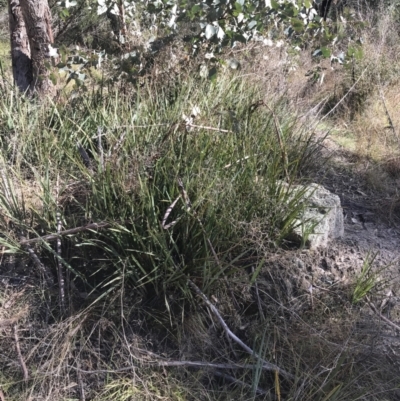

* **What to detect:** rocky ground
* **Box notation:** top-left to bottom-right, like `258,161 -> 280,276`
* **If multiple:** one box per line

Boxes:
294,134 -> 400,371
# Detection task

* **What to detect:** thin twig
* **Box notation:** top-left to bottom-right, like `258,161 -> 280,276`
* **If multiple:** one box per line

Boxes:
97,126 -> 104,172
367,296 -> 400,332
13,325 -> 28,382
320,67 -> 367,121
186,277 -> 294,379
68,359 -> 290,374
224,155 -> 260,169
379,88 -> 400,146
114,123 -> 171,129
22,241 -> 54,285
163,179 -> 292,379
56,174 -> 65,315
76,357 -> 85,401
185,123 -> 233,133
19,222 -> 112,245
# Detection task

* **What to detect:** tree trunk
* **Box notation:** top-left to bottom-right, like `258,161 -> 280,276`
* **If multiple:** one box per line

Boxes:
8,0 -> 32,92
8,0 -> 55,96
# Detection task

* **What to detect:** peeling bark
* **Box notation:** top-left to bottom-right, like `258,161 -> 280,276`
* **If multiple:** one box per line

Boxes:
19,0 -> 55,96
8,0 -> 55,96
8,0 -> 32,92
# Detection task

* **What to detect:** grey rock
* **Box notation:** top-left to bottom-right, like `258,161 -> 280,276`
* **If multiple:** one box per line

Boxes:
290,183 -> 344,249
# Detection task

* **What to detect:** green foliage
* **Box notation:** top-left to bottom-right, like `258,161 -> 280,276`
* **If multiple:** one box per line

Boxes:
0,73 -> 321,296
52,0 -> 367,86
352,252 -> 388,304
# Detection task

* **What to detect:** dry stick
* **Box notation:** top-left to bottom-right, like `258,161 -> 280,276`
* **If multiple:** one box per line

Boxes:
320,67 -> 367,121
185,123 -> 233,133
21,240 -> 54,285
176,178 -> 238,313
68,360 -> 289,374
176,185 -> 289,376
19,222 -> 112,245
114,123 -> 171,129
224,155 -> 264,169
112,122 -> 232,134
0,387 -> 5,401
56,174 -> 65,315
366,296 -> 400,332
13,325 -> 28,382
187,278 -> 294,379
76,357 -> 85,401
301,96 -> 330,121
97,126 -> 104,172
379,88 -> 400,146
168,180 -> 293,379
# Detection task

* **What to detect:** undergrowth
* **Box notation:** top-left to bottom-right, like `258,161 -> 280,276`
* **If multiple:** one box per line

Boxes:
0,15 -> 400,399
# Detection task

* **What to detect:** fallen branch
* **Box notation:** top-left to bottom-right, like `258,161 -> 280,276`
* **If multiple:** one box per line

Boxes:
116,122 -> 233,133
22,241 -> 54,285
174,178 -> 292,377
76,357 -> 86,401
185,123 -> 233,133
379,87 -> 400,146
68,360 -> 289,374
187,278 -> 294,379
19,222 -> 112,245
366,296 -> 400,332
13,325 -> 28,382
321,67 -> 367,121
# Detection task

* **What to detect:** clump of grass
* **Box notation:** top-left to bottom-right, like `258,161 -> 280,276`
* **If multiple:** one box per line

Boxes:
0,72 -> 322,298
352,252 -> 380,304
2,60 -> 399,401
0,69 -> 328,400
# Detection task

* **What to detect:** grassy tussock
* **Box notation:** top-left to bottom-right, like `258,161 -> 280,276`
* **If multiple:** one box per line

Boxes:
0,73 -> 320,294
1,5 -> 400,400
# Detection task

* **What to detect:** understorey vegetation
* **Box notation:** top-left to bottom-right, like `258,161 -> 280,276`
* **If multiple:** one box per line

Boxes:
1,0 -> 400,400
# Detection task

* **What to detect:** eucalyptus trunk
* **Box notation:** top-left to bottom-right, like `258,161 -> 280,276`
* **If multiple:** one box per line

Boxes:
8,0 -> 55,96
8,0 -> 32,92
